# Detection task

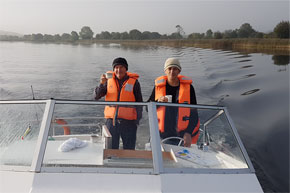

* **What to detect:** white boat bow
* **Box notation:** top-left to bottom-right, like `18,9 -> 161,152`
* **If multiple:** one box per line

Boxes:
0,99 -> 263,193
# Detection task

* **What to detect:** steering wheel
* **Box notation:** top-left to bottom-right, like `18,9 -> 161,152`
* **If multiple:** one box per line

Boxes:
161,136 -> 184,146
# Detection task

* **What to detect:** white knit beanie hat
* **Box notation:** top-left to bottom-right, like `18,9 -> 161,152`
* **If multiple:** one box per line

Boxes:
164,58 -> 181,71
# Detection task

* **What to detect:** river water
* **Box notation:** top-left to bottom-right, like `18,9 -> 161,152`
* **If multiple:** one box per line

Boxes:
0,42 -> 289,192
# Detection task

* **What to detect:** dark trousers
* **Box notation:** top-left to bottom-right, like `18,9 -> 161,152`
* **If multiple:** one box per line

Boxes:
106,119 -> 137,150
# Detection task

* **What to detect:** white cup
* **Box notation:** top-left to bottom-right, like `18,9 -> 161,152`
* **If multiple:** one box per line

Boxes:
105,72 -> 113,79
165,95 -> 172,103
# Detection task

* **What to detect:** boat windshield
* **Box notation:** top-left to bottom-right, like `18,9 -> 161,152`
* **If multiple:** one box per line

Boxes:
43,102 -> 154,169
0,100 -> 251,173
0,102 -> 45,167
157,104 -> 248,169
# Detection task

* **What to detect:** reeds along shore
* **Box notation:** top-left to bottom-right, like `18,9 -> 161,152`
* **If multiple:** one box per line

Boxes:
92,39 -> 290,55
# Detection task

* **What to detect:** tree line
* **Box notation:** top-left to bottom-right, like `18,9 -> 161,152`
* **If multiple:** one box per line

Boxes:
0,21 -> 289,42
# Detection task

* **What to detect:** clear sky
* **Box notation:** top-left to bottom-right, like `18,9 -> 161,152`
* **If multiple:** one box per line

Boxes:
0,0 -> 289,35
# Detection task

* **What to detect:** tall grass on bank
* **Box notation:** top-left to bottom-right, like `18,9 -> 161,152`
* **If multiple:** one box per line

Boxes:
92,39 -> 290,55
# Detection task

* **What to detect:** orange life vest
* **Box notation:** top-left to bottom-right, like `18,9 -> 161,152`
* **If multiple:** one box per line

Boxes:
155,75 -> 200,144
104,71 -> 138,120
54,119 -> 71,135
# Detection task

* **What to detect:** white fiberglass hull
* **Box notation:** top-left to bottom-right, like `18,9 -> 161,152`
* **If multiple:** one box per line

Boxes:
0,171 -> 263,193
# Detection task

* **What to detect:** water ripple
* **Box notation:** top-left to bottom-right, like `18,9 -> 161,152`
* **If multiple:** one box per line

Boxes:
241,88 -> 260,96
240,65 -> 253,69
224,74 -> 256,82
235,59 -> 252,63
233,54 -> 251,59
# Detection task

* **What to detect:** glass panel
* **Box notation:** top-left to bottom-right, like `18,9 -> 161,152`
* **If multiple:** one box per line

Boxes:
43,103 -> 153,168
0,103 -> 45,166
156,104 -> 248,169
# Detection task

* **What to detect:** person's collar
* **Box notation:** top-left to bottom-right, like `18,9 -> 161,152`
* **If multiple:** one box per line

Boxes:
116,73 -> 128,81
167,77 -> 179,87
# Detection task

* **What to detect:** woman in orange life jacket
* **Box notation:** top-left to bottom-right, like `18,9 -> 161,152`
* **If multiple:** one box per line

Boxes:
147,58 -> 200,147
94,57 -> 143,150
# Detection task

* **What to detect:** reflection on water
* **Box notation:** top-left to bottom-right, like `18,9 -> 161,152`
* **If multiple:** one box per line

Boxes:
235,59 -> 252,63
224,74 -> 256,82
272,55 -> 290,66
0,42 -> 289,192
241,88 -> 260,96
240,65 -> 253,69
272,55 -> 289,72
233,54 -> 251,59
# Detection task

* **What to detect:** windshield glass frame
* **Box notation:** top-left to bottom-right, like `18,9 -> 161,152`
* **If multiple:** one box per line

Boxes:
0,99 -> 255,174
0,100 -> 53,172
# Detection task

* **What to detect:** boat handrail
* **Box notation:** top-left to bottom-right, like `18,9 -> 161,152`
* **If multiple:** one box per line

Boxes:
200,110 -> 225,151
51,116 -> 105,135
54,116 -> 104,120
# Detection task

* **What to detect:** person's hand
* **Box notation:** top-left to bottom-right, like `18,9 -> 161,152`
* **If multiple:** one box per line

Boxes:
183,133 -> 191,147
100,74 -> 107,85
158,96 -> 168,102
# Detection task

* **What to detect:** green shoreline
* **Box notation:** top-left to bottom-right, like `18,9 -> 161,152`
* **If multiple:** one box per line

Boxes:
89,39 -> 290,55
2,38 -> 289,55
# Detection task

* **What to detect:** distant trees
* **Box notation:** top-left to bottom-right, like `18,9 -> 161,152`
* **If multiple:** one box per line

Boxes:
187,21 -> 289,40
237,23 -> 256,38
71,31 -> 79,41
32,33 -> 44,41
43,34 -> 54,41
169,32 -> 183,39
176,25 -> 185,37
54,34 -> 61,41
93,22 -> 281,41
223,30 -> 238,39
129,29 -> 142,40
95,30 -> 163,40
213,31 -> 223,39
96,31 -> 111,39
110,32 -> 120,39
254,32 -> 264,38
79,26 -> 94,40
142,31 -> 152,39
274,21 -> 290,39
205,29 -> 213,39
22,33 -> 77,42
120,32 -> 130,39
2,21 -> 289,43
188,33 -> 204,39
0,35 -> 21,41
61,33 -> 72,42
150,32 -> 162,39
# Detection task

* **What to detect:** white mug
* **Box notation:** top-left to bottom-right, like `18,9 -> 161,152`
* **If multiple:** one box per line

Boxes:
165,95 -> 172,103
105,72 -> 113,79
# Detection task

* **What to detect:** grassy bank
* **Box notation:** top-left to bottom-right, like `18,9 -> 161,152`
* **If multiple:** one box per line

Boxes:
92,39 -> 290,55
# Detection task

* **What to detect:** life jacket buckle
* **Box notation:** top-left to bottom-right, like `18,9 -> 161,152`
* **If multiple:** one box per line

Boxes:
182,116 -> 190,121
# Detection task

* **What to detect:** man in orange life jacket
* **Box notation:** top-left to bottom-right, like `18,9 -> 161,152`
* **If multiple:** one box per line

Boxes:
147,58 -> 200,147
94,57 -> 143,149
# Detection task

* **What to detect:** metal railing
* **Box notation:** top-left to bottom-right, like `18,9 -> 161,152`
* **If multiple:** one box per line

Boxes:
200,110 -> 224,151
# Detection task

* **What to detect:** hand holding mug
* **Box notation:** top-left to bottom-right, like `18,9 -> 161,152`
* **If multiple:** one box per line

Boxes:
158,96 -> 168,102
165,95 -> 172,103
105,72 -> 113,79
183,133 -> 192,147
100,74 -> 107,85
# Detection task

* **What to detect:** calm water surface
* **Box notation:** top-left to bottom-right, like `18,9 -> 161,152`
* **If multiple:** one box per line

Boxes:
0,42 -> 289,192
